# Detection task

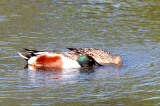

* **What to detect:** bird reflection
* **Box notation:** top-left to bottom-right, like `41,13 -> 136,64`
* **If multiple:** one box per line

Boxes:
22,64 -> 83,86
21,64 -> 121,86
79,67 -> 97,74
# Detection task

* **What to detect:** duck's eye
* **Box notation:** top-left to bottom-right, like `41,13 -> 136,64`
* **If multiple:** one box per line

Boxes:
90,59 -> 92,61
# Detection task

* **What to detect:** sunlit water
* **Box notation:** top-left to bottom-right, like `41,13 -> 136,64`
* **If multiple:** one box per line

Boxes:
0,0 -> 160,105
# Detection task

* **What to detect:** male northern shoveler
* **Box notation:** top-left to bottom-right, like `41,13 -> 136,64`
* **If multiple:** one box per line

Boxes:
66,48 -> 121,66
18,48 -> 101,69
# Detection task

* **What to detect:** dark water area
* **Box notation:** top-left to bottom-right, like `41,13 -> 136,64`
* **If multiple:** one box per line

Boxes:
0,0 -> 160,105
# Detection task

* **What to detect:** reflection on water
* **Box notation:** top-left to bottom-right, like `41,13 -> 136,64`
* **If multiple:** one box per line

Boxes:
0,0 -> 160,105
22,65 -> 80,85
20,64 -> 121,87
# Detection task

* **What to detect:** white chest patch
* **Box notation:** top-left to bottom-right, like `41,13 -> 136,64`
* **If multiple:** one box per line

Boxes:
61,55 -> 81,68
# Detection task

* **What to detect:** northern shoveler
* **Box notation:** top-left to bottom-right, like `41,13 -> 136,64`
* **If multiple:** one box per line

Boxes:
18,48 -> 101,69
66,48 -> 121,66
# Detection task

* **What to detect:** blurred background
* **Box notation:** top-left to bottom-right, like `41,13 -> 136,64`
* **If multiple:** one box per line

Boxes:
0,0 -> 160,105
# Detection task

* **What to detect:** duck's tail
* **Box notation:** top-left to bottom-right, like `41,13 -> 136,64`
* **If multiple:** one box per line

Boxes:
18,48 -> 37,60
18,52 -> 29,60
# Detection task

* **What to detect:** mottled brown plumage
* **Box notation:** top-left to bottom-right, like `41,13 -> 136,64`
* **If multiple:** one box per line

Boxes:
67,48 -> 121,66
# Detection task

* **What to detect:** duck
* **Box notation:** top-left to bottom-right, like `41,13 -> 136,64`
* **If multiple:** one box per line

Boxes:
18,48 -> 101,69
65,48 -> 121,66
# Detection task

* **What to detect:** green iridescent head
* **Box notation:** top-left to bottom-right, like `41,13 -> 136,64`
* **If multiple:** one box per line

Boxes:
77,55 -> 102,67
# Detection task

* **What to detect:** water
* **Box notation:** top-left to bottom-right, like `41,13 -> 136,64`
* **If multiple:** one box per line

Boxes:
0,0 -> 160,105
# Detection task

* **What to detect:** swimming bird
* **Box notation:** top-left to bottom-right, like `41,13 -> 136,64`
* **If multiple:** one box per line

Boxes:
18,48 -> 101,69
66,48 -> 121,66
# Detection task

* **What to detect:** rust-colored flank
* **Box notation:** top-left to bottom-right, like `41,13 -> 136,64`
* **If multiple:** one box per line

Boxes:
117,60 -> 121,66
35,55 -> 63,68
